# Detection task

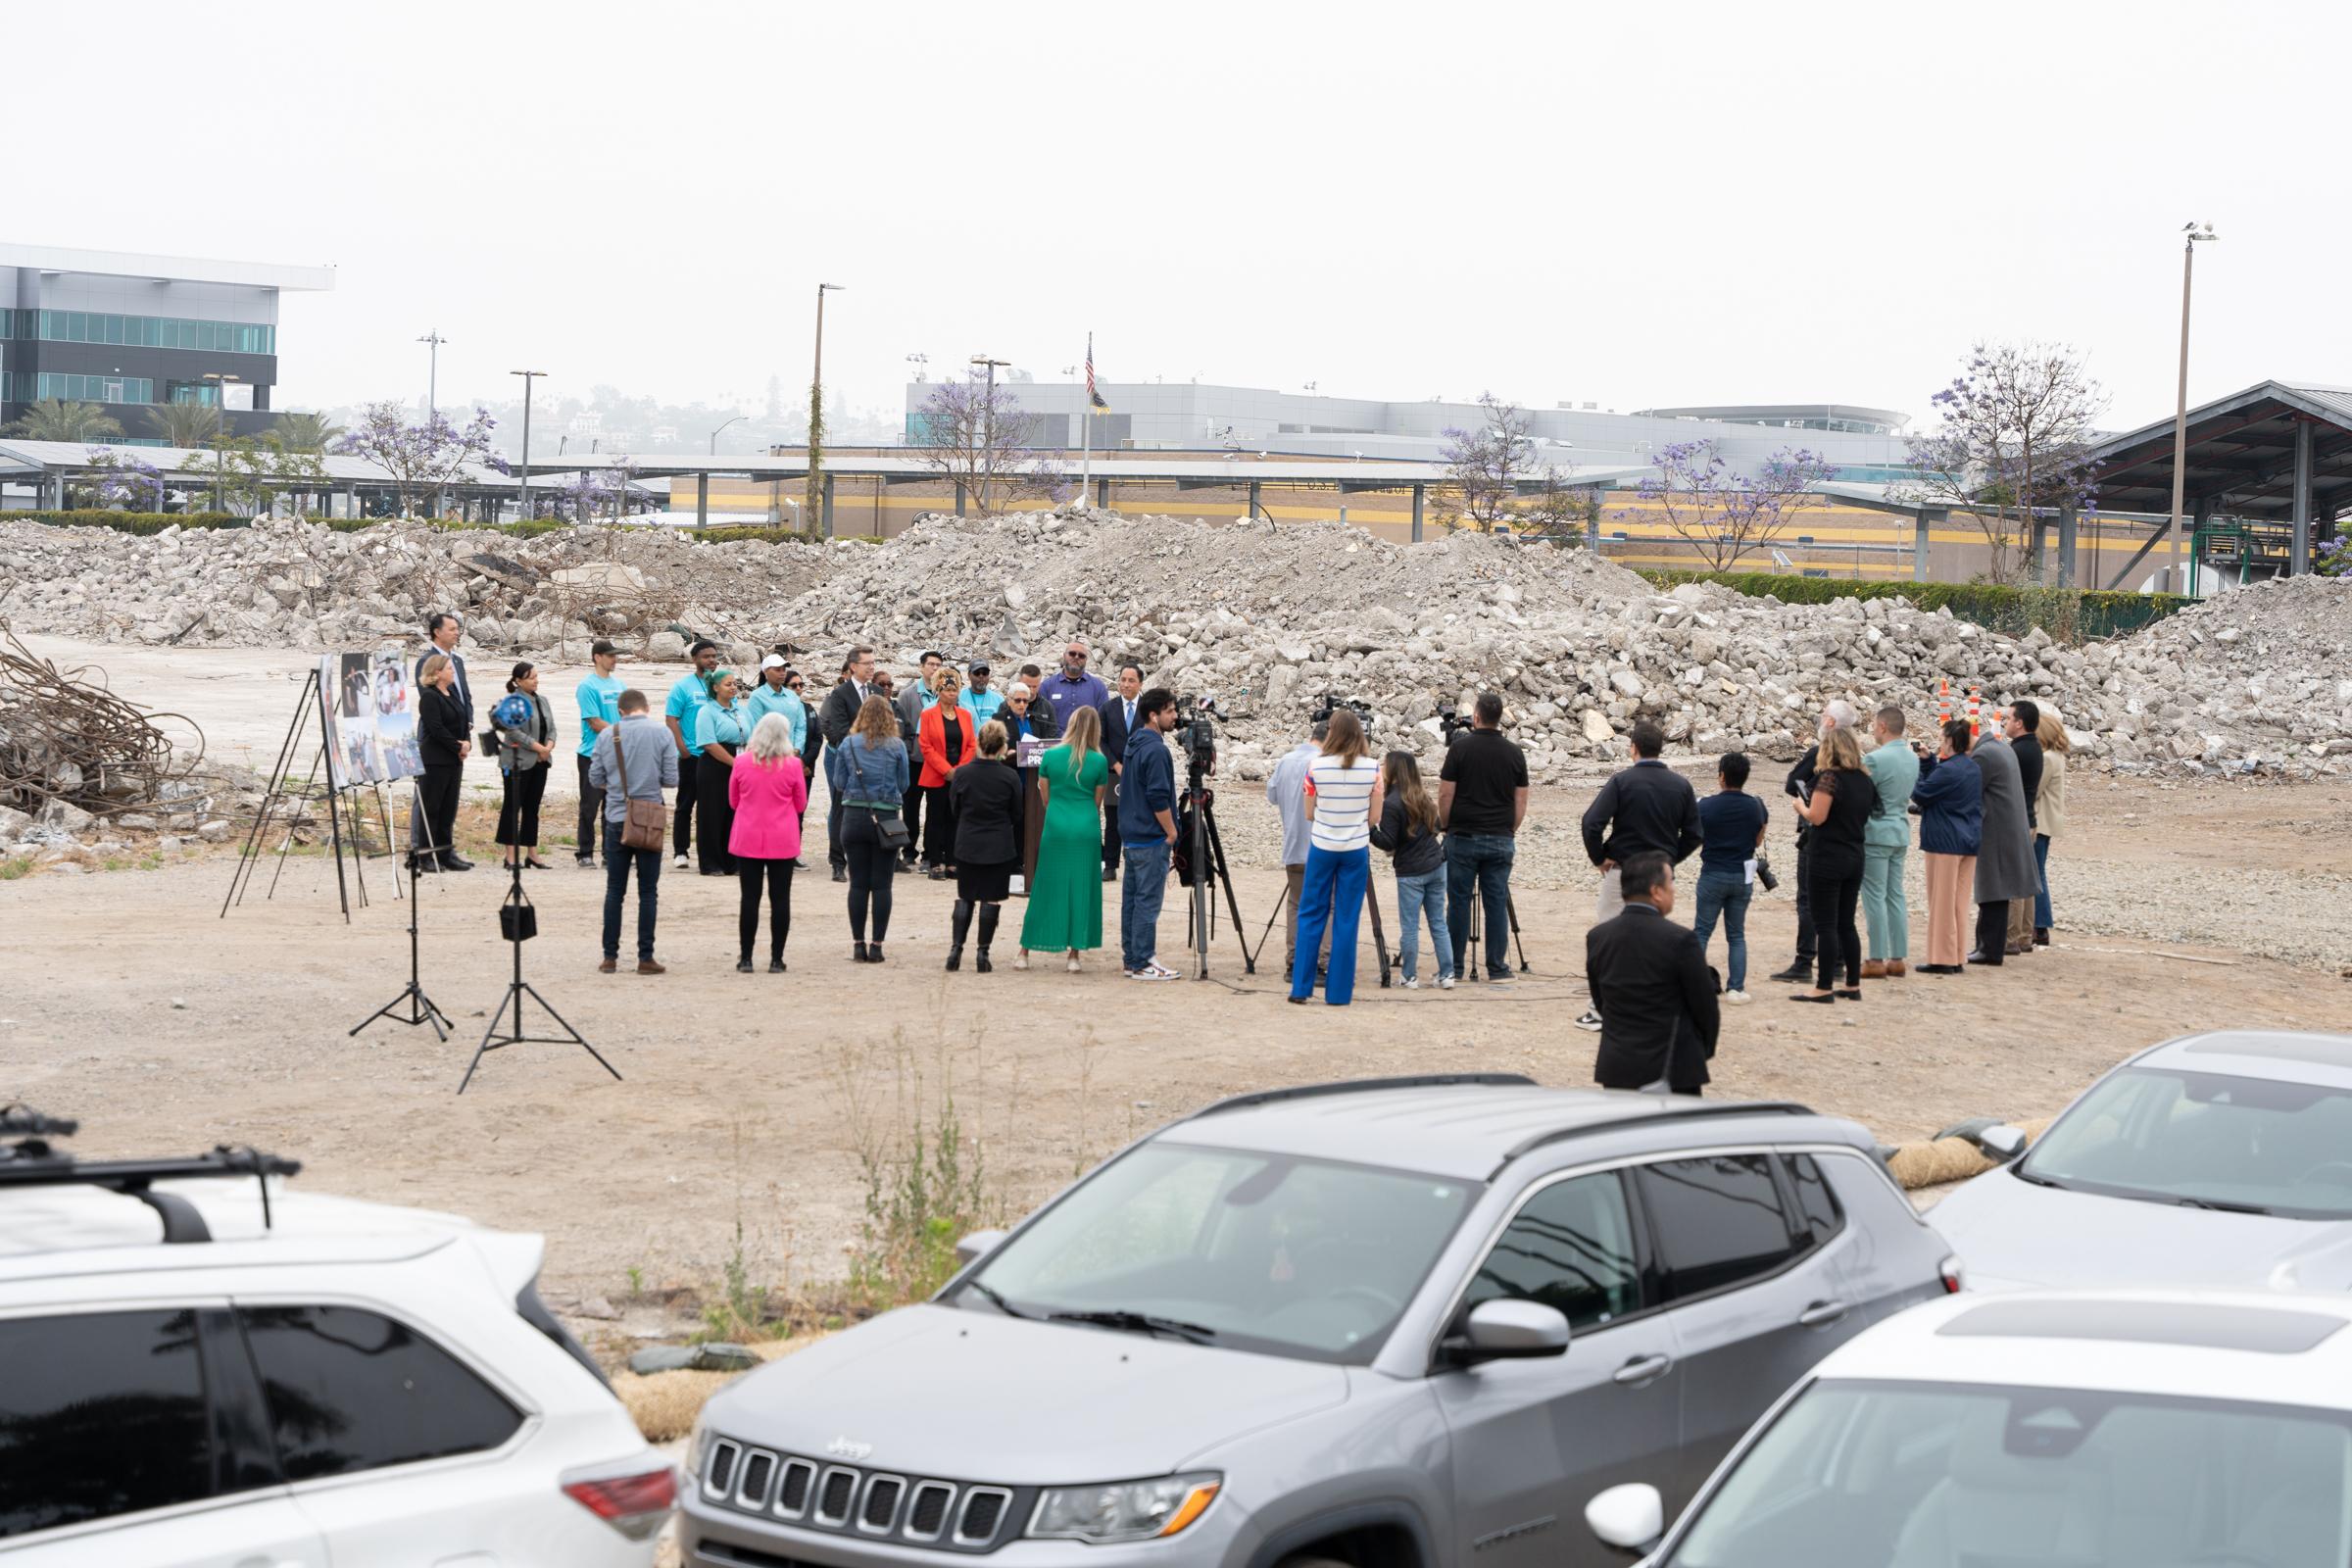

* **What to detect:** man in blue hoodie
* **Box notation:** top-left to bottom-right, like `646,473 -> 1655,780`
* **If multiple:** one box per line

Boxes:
1116,688 -> 1180,980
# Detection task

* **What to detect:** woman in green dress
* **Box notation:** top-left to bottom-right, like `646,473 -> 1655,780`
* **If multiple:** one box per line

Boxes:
1018,705 -> 1111,971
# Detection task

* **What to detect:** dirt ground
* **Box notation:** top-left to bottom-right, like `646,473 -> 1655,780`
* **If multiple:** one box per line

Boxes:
4,637 -> 2349,1310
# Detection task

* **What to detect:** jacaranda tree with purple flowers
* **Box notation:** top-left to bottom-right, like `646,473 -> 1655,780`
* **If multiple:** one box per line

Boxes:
1901,341 -> 2106,586
550,454 -> 639,523
1441,393 -> 1535,529
1625,439 -> 1838,570
336,402 -> 505,518
82,448 -> 165,512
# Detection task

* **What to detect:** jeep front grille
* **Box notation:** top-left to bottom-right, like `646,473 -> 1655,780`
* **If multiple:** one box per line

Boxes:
701,1439 -> 1030,1553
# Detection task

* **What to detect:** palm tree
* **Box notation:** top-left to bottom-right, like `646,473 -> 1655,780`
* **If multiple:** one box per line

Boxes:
267,410 -> 342,453
5,398 -> 123,442
147,400 -> 222,449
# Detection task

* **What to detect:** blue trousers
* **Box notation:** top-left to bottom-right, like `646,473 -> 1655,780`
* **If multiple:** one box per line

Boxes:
602,818 -> 662,961
1691,870 -> 1751,992
1395,868 -> 1453,983
1291,846 -> 1370,1004
2033,834 -> 2052,929
1120,840 -> 1170,972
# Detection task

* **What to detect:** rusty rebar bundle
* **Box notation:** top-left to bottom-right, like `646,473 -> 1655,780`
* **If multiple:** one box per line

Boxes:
0,622 -> 207,818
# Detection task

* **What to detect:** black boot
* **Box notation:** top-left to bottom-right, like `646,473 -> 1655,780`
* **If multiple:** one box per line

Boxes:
736,953 -> 754,973
975,904 -> 999,973
947,900 -> 972,971
853,940 -> 869,962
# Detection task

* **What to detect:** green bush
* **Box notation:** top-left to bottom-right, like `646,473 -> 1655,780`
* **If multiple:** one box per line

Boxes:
15,509 -> 246,535
1635,569 -> 2192,642
687,525 -> 808,545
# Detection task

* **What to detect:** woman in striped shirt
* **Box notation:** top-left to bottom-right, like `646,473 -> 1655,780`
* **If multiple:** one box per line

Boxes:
1288,709 -> 1386,1007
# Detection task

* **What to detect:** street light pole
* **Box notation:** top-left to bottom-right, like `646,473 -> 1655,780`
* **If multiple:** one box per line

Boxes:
710,414 -> 746,455
2169,223 -> 2217,575
969,355 -> 1009,514
511,370 -> 545,520
417,330 -> 448,419
806,283 -> 843,536
200,372 -> 240,512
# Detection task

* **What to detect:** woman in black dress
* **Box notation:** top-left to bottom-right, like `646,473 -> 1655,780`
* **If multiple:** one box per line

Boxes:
415,654 -> 470,874
1790,725 -> 1878,1003
945,721 -> 1025,973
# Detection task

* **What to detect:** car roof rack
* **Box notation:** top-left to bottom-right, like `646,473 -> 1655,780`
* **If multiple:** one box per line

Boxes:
1184,1073 -> 1539,1122
1493,1100 -> 1815,1175
0,1103 -> 301,1245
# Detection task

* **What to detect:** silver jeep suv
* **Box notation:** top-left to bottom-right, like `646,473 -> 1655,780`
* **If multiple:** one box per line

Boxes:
681,1076 -> 1956,1568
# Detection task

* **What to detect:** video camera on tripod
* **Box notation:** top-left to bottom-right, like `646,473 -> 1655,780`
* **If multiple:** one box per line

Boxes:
1311,694 -> 1376,730
1434,703 -> 1478,743
1174,694 -> 1223,772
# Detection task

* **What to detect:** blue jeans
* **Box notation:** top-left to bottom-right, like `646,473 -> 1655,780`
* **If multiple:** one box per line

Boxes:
1446,834 -> 1515,979
1691,870 -> 1751,992
1395,868 -> 1453,984
1120,840 -> 1170,972
1291,846 -> 1370,1004
2033,834 -> 2052,929
602,818 -> 662,961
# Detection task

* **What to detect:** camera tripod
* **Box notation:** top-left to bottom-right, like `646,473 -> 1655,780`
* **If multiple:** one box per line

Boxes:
1179,765 -> 1255,979
458,859 -> 621,1095
347,817 -> 454,1042
1255,873 -> 1394,990
1455,881 -> 1532,980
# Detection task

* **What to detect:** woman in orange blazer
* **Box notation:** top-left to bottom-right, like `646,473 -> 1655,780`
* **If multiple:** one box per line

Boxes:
917,665 -> 978,877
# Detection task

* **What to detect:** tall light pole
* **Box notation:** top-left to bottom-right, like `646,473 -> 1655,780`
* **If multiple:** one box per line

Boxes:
805,283 -> 843,536
2169,222 -> 2218,560
709,414 -> 746,454
511,370 -> 545,520
200,372 -> 240,511
417,330 -> 448,418
969,355 -> 1009,513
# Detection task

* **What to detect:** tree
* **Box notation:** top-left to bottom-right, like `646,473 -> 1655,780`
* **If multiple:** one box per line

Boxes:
145,400 -> 224,449
1902,341 -> 2106,586
908,376 -> 1049,514
549,454 -> 639,523
82,448 -> 165,511
1627,440 -> 1837,570
335,401 -> 503,518
1440,392 -> 1535,529
7,398 -> 122,442
177,433 -> 328,517
268,411 -> 343,453
1513,465 -> 1598,546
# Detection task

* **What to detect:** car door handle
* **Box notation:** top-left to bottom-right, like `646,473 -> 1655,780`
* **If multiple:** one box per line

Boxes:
1612,1353 -> 1673,1386
1797,1299 -> 1849,1328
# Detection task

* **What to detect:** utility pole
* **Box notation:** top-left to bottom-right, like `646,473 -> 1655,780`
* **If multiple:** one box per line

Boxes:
417,330 -> 448,418
511,370 -> 544,520
969,355 -> 1009,514
806,283 -> 843,536
2169,223 -> 2218,567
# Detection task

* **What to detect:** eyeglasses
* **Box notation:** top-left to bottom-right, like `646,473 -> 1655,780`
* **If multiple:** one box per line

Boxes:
1065,650 -> 1087,660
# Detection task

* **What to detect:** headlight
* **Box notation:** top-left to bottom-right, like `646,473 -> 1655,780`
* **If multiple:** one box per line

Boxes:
1028,1473 -> 1223,1544
685,1410 -> 710,1484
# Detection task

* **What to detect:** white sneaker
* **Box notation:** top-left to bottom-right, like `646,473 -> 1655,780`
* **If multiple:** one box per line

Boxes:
1402,977 -> 1422,990
1012,950 -> 1030,971
1439,975 -> 1456,990
1574,1008 -> 1604,1033
671,854 -> 689,869
1131,959 -> 1178,981
1722,989 -> 1753,1006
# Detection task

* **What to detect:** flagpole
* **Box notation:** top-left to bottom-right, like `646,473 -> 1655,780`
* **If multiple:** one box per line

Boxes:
1079,332 -> 1094,510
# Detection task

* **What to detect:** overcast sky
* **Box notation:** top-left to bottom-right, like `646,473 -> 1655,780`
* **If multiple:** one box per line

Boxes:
20,0 -> 2348,432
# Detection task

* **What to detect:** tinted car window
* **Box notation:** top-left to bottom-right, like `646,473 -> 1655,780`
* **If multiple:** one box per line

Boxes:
240,1305 -> 521,1480
1635,1155 -> 1798,1299
1464,1171 -> 1642,1330
0,1309 -> 212,1539
1785,1153 -> 1845,1247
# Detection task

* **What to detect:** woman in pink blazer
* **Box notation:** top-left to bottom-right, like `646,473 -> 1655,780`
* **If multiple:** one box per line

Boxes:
729,713 -> 810,972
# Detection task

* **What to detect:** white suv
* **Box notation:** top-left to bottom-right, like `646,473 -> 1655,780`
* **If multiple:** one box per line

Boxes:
0,1115 -> 672,1565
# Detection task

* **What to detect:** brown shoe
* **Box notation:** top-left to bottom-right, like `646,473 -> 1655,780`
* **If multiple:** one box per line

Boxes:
637,959 -> 666,974
598,957 -> 616,974
1886,959 -> 1907,978
1860,960 -> 1887,980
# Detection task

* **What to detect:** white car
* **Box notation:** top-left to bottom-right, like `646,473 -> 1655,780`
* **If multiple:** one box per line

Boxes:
1579,1287 -> 2352,1566
0,1115 -> 672,1565
1929,1029 -> 2352,1292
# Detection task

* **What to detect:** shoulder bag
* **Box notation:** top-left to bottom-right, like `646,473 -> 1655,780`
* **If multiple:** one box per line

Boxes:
611,725 -> 668,853
846,738 -> 912,851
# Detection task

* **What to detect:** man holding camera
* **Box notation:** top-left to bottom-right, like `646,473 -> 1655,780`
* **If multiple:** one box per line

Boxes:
1439,692 -> 1529,983
1116,688 -> 1181,981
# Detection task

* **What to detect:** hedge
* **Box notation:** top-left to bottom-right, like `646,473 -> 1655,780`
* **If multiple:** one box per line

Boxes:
12,509 -> 248,535
1636,569 -> 2192,642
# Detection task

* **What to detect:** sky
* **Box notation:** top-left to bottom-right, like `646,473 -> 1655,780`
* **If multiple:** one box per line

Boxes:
18,0 -> 2351,434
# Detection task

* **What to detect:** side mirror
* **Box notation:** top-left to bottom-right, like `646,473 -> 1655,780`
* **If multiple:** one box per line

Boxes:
1979,1124 -> 2028,1162
1586,1482 -> 1664,1556
955,1229 -> 1008,1268
1455,1298 -> 1571,1362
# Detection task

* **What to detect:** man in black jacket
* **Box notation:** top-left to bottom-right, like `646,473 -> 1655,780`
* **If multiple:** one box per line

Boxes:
814,645 -> 877,883
2002,699 -> 2044,956
1588,852 -> 1720,1097
1578,721 -> 1701,916
1097,662 -> 1143,884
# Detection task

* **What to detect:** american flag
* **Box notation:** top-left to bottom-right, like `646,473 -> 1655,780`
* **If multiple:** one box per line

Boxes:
1086,333 -> 1109,413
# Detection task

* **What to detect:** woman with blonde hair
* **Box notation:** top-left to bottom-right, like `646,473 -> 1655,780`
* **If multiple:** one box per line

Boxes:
1288,708 -> 1386,1006
2032,707 -> 2071,947
1790,725 -> 1877,1004
1019,705 -> 1110,970
414,652 -> 469,874
828,694 -> 911,962
728,712 -> 809,972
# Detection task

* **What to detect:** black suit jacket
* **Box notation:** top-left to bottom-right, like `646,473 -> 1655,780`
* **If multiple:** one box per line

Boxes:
1098,695 -> 1138,779
418,685 -> 470,769
812,679 -> 869,774
1587,905 -> 1721,1092
415,648 -> 473,731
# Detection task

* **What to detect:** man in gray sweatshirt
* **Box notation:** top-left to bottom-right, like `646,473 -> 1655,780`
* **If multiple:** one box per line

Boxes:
586,689 -> 679,973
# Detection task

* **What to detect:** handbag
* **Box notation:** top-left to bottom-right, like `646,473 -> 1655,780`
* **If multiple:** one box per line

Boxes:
872,808 -> 910,853
611,726 -> 668,853
499,883 -> 538,942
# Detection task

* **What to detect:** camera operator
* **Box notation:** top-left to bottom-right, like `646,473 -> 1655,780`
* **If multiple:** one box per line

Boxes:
1439,691 -> 1529,984
1265,720 -> 1332,986
1769,699 -> 1857,984
1115,688 -> 1181,981
1097,662 -> 1144,885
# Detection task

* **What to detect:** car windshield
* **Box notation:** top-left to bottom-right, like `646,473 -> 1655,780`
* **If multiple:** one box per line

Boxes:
1667,1379 -> 2352,1568
2017,1066 -> 2352,1220
954,1141 -> 1477,1364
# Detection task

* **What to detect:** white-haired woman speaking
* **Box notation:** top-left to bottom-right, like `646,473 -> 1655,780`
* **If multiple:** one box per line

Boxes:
727,712 -> 809,972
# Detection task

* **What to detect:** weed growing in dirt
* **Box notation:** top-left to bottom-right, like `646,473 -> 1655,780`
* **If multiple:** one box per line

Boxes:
625,1264 -> 644,1297
834,1028 -> 1004,1310
0,859 -> 30,881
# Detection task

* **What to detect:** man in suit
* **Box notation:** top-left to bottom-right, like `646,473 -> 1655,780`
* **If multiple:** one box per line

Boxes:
1588,851 -> 1720,1097
410,612 -> 473,866
1967,722 -> 2038,965
1097,662 -> 1143,884
815,645 -> 877,884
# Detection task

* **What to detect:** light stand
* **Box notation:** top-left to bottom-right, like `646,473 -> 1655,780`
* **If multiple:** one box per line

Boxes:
348,801 -> 453,1041
457,859 -> 619,1094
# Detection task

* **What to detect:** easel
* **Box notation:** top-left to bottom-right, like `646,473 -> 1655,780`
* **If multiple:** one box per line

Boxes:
220,667 -> 381,923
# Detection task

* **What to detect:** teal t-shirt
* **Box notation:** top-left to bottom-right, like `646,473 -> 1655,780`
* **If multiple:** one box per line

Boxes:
695,699 -> 750,754
744,683 -> 808,753
575,672 -> 625,759
665,673 -> 712,757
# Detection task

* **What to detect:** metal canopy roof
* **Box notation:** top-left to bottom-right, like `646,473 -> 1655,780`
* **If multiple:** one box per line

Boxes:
2083,380 -> 2352,523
